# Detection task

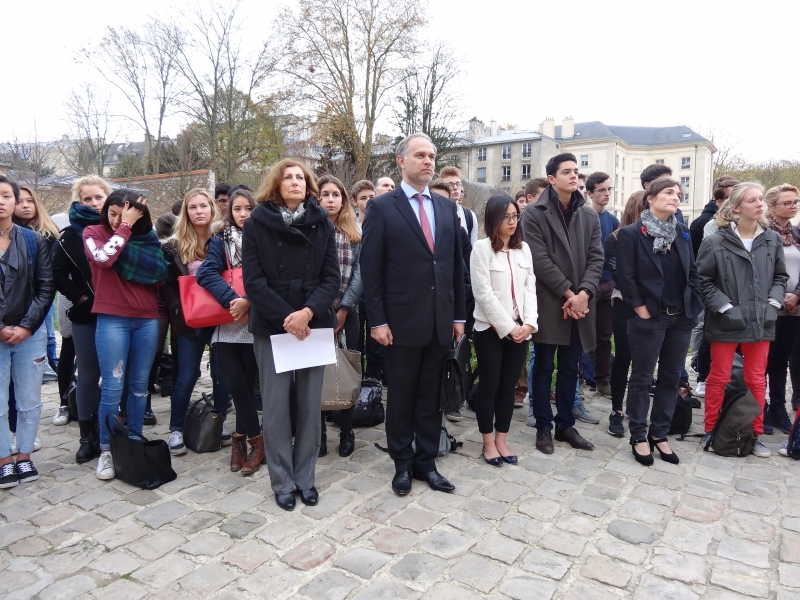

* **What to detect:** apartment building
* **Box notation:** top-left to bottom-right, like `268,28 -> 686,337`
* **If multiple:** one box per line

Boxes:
454,118 -> 716,222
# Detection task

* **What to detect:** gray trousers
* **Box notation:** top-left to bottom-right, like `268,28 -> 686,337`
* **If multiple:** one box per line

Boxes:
254,335 -> 325,495
690,309 -> 705,361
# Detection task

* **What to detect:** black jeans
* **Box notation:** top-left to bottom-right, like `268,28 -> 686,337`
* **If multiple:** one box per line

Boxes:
594,280 -> 615,381
626,312 -> 695,440
215,342 -> 261,438
697,309 -> 711,382
609,300 -> 631,413
531,321 -> 582,431
57,336 -> 76,403
767,315 -> 800,414
473,328 -> 529,434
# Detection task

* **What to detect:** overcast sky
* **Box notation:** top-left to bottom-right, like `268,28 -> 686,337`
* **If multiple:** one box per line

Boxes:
3,0 -> 798,161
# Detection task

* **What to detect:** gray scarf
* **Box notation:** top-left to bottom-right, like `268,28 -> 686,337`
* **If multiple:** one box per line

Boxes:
279,202 -> 306,225
640,209 -> 677,254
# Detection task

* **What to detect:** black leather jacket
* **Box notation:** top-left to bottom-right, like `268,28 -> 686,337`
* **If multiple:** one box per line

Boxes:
0,225 -> 54,332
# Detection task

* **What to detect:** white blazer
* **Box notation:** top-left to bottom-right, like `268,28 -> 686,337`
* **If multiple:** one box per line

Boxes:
470,238 -> 538,339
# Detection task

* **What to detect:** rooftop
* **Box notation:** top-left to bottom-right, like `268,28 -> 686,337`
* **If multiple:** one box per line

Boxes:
555,121 -> 711,147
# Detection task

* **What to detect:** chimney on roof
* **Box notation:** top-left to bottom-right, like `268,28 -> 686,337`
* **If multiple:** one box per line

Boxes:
562,117 -> 575,139
540,118 -> 555,139
489,120 -> 498,137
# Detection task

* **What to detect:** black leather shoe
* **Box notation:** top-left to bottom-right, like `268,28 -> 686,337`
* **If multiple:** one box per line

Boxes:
339,430 -> 355,457
299,486 -> 319,506
536,429 -> 554,454
648,434 -> 680,465
391,471 -> 412,496
412,470 -> 455,493
500,455 -> 518,465
481,446 -> 502,467
275,492 -> 296,511
631,438 -> 654,466
554,427 -> 595,450
143,410 -> 157,426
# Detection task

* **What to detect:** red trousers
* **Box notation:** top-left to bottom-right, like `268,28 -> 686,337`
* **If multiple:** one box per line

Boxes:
705,341 -> 769,435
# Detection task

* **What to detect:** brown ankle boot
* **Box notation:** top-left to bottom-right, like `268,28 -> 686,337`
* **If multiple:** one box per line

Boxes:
241,434 -> 266,476
230,433 -> 247,472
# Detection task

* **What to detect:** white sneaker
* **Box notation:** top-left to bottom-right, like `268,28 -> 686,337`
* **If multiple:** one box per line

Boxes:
168,431 -> 187,456
220,423 -> 232,446
695,381 -> 706,398
10,433 -> 16,455
96,452 -> 115,480
53,406 -> 70,426
752,438 -> 771,458
779,441 -> 789,457
33,437 -> 41,452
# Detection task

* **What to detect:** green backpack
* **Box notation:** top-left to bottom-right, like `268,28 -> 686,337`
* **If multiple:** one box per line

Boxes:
704,387 -> 761,457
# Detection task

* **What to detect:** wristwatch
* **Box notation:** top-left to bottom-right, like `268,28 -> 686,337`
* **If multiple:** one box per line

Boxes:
579,287 -> 594,301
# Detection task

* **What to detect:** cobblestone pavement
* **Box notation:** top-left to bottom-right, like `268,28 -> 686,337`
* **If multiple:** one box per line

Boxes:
2,365 -> 800,600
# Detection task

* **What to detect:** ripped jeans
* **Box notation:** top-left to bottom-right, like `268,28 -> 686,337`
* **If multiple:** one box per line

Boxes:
95,315 -> 159,451
0,326 -> 47,458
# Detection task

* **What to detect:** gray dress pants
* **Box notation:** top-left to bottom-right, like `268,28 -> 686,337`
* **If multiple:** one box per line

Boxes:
254,335 -> 325,495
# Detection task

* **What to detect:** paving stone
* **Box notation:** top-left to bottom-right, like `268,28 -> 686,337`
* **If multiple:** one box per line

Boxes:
472,532 -> 526,564
173,510 -> 224,533
633,573 -> 699,600
39,483 -> 84,504
482,481 -> 526,503
335,547 -> 391,578
390,552 -> 447,583
302,490 -> 354,519
536,479 -> 578,501
353,491 -> 412,522
778,593 -> 800,600
135,500 -> 193,529
127,530 -> 187,560
180,532 -> 234,557
91,551 -> 142,575
281,537 -> 335,570
95,501 -> 137,521
132,554 -> 196,589
581,554 -> 632,588
325,515 -> 374,545
651,547 -> 707,584
710,560 -> 770,598
178,563 -> 238,597
724,512 -> 774,542
448,478 -> 483,497
418,491 -> 466,513
450,553 -> 507,594
370,527 -> 420,554
8,537 -> 49,557
629,483 -> 677,507
391,506 -> 443,533
730,494 -> 776,515
220,539 -> 274,572
126,490 -> 160,506
447,511 -> 493,538
583,484 -> 621,501
661,518 -> 713,554
562,581 -> 621,600
34,542 -> 103,577
28,505 -> 77,528
501,469 -> 541,487
299,570 -> 360,600
685,477 -> 728,501
556,513 -> 598,536
92,519 -> 147,550
419,529 -> 475,559
257,516 -> 314,550
0,498 -> 46,521
741,464 -> 782,482
498,514 -> 545,545
0,523 -> 35,548
596,537 -> 648,565
90,578 -> 147,600
674,495 -> 725,523
520,547 -> 572,579
569,497 -> 610,517
607,519 -> 659,545
716,536 -> 770,568
462,497 -> 509,520
220,512 -> 266,538
352,580 -> 421,600
499,576 -> 558,600
419,582 -> 482,600
694,464 -> 734,483
179,486 -> 221,505
785,517 -> 800,533
538,529 -> 589,556
518,497 -> 560,521
699,453 -> 736,471
213,490 -> 263,514
780,563 -> 800,588
735,478 -> 780,499
238,564 -> 301,596
39,574 -> 95,600
641,470 -> 685,490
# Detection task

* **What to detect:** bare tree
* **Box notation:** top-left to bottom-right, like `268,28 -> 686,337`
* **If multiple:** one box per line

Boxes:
276,0 -> 425,180
701,126 -> 747,180
79,19 -> 183,175
61,84 -> 117,176
3,121 -> 57,193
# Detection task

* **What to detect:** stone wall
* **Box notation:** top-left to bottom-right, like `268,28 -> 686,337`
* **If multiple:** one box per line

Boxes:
109,170 -> 216,216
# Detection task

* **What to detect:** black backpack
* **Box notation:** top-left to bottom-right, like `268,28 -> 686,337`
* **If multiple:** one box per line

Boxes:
668,390 -> 694,439
704,387 -> 761,457
349,378 -> 385,427
787,410 -> 800,460
441,337 -> 471,413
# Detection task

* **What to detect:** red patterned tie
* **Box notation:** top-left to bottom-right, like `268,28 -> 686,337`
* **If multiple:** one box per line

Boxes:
412,193 -> 435,253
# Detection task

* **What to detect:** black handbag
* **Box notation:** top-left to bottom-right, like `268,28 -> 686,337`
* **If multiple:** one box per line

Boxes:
440,336 -> 471,413
105,414 -> 177,490
183,393 -> 224,453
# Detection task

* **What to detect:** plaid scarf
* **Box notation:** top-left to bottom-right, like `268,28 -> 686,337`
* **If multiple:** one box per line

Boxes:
769,217 -> 800,252
114,229 -> 169,285
69,202 -> 100,237
334,230 -> 354,308
222,224 -> 243,268
640,209 -> 677,254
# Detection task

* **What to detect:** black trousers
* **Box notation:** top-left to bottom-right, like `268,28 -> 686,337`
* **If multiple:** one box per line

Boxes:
358,308 -> 384,381
473,328 -> 528,434
767,315 -> 800,414
609,300 -> 631,413
215,342 -> 261,438
383,332 -> 448,472
57,336 -> 76,403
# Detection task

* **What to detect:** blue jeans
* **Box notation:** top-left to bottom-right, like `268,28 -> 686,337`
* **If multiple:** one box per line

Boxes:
96,315 -> 159,450
531,321 -> 582,431
45,302 -> 57,364
170,335 -> 206,431
0,326 -> 47,458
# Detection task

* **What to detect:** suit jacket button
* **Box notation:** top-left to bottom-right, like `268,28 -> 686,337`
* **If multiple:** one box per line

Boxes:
306,264 -> 312,270
433,260 -> 436,264
277,242 -> 282,247
431,285 -> 435,289
279,265 -> 284,270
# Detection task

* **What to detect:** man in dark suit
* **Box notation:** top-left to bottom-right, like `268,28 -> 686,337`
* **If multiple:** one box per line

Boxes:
361,133 -> 466,495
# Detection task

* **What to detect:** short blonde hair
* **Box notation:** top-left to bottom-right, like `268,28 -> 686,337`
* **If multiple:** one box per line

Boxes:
71,175 -> 112,205
765,183 -> 800,218
256,159 -> 318,206
174,188 -> 221,264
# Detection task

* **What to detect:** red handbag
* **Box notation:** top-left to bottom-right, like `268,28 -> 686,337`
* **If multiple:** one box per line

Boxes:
178,257 -> 245,328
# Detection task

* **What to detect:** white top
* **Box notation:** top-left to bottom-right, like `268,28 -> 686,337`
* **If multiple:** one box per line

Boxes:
785,244 -> 800,295
456,204 -> 479,247
470,239 -> 538,339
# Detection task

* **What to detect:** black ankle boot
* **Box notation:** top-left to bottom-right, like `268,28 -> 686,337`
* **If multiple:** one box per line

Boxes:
339,430 -> 355,457
76,420 -> 99,464
319,431 -> 327,457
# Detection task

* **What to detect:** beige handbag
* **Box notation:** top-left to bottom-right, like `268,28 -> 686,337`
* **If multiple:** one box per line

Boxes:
321,340 -> 361,410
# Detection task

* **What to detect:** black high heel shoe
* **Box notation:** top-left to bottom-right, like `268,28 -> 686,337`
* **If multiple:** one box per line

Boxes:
630,438 -> 654,466
648,434 -> 680,464
481,447 -> 503,467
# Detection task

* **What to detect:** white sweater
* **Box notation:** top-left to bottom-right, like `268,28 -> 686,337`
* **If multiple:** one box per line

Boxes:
470,238 -> 538,339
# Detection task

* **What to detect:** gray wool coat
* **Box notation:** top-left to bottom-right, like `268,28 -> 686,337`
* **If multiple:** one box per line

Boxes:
521,186 -> 604,350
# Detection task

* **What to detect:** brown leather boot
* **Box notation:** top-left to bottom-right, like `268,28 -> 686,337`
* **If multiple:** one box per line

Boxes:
241,434 -> 266,476
230,433 -> 247,472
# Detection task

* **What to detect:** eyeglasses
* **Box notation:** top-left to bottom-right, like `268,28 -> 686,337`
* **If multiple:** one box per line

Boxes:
449,182 -> 463,189
777,200 -> 799,208
503,214 -> 521,224
593,187 -> 615,194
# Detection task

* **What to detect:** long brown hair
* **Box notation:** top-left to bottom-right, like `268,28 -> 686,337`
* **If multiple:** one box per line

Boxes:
484,195 -> 522,252
256,159 -> 319,206
224,188 -> 256,230
620,191 -> 646,228
317,174 -> 361,244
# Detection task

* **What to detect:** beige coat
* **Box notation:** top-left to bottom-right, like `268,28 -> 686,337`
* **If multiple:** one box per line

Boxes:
470,238 -> 538,339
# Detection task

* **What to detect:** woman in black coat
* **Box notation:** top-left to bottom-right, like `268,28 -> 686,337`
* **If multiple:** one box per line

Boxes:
243,159 -> 339,511
616,178 -> 704,466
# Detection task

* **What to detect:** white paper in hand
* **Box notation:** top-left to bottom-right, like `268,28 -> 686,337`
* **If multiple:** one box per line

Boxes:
270,328 -> 337,373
